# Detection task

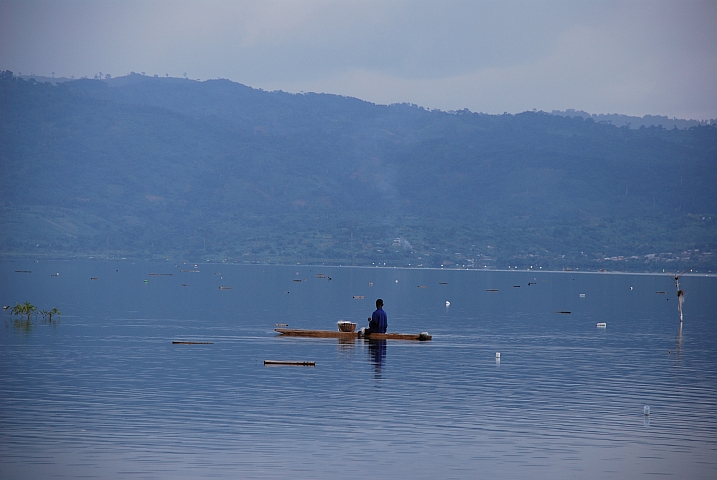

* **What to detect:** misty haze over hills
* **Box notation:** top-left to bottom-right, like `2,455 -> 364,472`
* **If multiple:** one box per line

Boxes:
1,71 -> 716,272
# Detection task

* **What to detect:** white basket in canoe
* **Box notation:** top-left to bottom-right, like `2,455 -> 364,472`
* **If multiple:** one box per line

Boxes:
337,321 -> 357,332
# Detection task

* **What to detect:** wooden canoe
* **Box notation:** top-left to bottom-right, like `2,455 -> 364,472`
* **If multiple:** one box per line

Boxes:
274,328 -> 431,341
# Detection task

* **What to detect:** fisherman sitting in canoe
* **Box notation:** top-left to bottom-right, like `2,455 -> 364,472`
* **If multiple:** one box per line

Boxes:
364,298 -> 387,335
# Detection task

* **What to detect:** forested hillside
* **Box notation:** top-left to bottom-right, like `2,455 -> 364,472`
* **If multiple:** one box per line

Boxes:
1,71 -> 715,272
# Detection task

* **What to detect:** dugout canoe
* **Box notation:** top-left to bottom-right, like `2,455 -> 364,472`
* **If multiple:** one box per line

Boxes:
274,328 -> 432,341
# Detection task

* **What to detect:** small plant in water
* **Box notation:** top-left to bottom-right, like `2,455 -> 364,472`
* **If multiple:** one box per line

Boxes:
40,307 -> 61,322
11,301 -> 37,321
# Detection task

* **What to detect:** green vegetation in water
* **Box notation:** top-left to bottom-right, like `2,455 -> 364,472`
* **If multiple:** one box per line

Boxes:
10,301 -> 37,321
7,302 -> 61,328
39,307 -> 61,322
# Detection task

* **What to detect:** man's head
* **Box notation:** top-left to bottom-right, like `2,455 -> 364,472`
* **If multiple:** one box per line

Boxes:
376,298 -> 384,309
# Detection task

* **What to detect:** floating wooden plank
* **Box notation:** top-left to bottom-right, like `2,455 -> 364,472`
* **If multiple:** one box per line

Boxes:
15,270 -> 32,273
417,285 -> 427,288
556,311 -> 571,314
219,286 -> 232,290
172,341 -> 214,344
149,273 -> 173,276
367,332 -> 432,341
274,328 -> 431,341
352,295 -> 365,299
656,291 -> 668,294
486,289 -> 499,292
264,360 -> 315,366
91,277 -> 98,280
439,282 -> 448,284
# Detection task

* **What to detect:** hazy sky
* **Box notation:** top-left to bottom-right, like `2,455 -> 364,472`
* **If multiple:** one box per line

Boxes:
2,0 -> 716,119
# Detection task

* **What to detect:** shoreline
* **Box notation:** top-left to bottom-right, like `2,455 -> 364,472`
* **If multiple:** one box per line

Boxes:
1,254 -> 714,277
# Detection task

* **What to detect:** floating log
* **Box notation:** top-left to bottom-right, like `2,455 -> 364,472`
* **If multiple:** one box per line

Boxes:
418,285 -> 427,288
352,295 -> 365,299
264,360 -> 315,366
172,341 -> 214,344
439,282 -> 448,284
556,311 -> 571,314
656,291 -> 668,294
486,289 -> 499,292
275,328 -> 431,341
91,277 -> 98,280
219,286 -> 232,290
149,273 -> 173,276
180,269 -> 200,272
15,270 -> 31,273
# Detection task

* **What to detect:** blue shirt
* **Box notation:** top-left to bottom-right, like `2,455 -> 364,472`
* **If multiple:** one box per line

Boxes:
370,308 -> 387,333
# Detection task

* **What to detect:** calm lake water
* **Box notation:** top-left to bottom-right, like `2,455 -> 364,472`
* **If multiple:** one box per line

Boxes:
1,260 -> 716,479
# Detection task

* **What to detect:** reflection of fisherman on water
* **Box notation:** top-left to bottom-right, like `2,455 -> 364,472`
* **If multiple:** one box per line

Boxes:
368,340 -> 386,377
360,298 -> 387,377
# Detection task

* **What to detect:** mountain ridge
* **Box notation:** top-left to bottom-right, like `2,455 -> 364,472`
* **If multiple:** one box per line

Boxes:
1,71 -> 715,271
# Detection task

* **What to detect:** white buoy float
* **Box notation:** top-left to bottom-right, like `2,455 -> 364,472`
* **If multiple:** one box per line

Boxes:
495,352 -> 500,359
644,405 -> 650,416
597,323 -> 606,328
445,301 -> 450,306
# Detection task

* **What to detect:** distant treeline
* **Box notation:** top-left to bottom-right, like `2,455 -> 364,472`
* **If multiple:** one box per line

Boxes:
551,109 -> 716,130
1,70 -> 716,272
